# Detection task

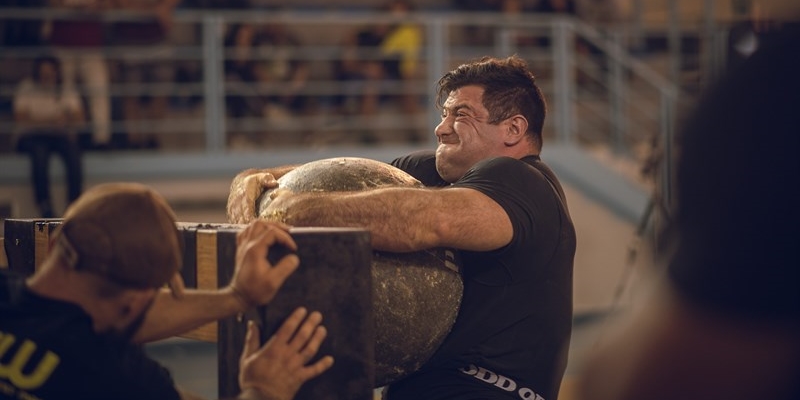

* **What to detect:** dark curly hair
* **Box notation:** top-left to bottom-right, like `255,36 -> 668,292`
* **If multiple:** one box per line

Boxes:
436,55 -> 546,148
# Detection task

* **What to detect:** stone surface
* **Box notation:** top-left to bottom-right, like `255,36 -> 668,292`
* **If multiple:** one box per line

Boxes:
258,157 -> 464,386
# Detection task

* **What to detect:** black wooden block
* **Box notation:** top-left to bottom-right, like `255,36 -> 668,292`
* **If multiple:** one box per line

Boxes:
218,227 -> 375,400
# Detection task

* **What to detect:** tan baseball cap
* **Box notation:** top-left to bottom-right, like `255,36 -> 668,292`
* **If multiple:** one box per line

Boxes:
54,182 -> 183,289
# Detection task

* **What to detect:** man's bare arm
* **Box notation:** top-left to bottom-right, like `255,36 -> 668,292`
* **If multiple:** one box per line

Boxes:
267,186 -> 513,252
134,221 -> 299,343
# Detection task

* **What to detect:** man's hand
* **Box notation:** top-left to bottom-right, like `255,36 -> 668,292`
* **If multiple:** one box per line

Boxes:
239,308 -> 335,400
227,169 -> 279,224
229,220 -> 299,310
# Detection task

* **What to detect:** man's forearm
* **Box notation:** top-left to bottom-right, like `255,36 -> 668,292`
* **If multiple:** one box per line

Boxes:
270,185 -> 511,252
275,187 -> 442,252
135,287 -> 245,343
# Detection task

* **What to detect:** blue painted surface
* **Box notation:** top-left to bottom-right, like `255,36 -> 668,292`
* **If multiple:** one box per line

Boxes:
542,143 -> 650,224
0,143 -> 649,224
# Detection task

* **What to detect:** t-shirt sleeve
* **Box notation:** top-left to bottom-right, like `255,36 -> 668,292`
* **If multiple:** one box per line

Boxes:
451,157 -> 560,249
391,150 -> 449,187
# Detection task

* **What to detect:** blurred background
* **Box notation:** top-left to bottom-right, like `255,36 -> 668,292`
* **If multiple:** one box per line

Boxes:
0,0 -> 788,397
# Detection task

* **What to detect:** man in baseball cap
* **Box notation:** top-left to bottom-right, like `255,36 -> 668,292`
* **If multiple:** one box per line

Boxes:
0,183 -> 333,400
54,182 -> 184,294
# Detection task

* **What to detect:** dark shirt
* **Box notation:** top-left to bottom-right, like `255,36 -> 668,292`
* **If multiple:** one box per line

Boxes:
388,151 -> 576,400
0,272 -> 180,400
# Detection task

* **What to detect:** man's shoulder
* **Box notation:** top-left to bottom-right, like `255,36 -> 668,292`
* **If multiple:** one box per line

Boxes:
392,150 -> 446,187
467,156 -> 548,180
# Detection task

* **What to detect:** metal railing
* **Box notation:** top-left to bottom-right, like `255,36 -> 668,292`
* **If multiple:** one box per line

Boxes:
0,6 -> 711,194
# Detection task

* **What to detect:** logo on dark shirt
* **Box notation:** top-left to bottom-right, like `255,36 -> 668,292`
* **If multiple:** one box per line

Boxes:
0,330 -> 60,398
459,364 -> 545,400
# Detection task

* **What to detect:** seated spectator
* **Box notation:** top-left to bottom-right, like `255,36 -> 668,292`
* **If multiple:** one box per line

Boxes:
380,0 -> 423,117
260,24 -> 313,118
111,0 -> 181,150
224,22 -> 312,146
48,0 -> 112,149
13,56 -> 86,218
332,0 -> 422,142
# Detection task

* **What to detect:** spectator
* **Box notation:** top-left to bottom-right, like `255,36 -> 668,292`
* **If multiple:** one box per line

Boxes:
259,23 -> 313,119
0,182 -> 334,399
333,0 -> 422,142
13,56 -> 85,218
224,22 -> 312,146
48,0 -> 112,148
111,0 -> 181,149
380,0 -> 423,120
225,22 -> 271,145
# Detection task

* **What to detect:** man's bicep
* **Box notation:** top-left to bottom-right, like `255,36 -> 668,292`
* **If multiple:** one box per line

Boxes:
435,187 -> 513,251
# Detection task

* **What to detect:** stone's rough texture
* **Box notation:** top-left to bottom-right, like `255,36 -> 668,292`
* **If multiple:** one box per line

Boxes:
257,157 -> 424,214
257,157 -> 464,387
371,248 -> 462,386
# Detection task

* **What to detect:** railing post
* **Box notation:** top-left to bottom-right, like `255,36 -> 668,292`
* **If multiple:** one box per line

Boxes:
496,26 -> 515,58
630,0 -> 645,53
202,15 -> 225,153
668,0 -> 682,86
552,17 -> 574,143
608,29 -> 628,155
659,90 -> 676,210
426,17 -> 448,142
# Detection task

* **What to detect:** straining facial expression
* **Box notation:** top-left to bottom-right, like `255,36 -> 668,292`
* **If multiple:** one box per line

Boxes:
434,85 -> 510,183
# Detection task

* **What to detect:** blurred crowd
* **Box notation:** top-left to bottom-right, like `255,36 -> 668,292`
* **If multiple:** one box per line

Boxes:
0,0 -> 632,152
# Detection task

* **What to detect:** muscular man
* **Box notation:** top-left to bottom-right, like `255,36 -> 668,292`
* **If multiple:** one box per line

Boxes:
0,183 -> 333,400
228,56 -> 576,400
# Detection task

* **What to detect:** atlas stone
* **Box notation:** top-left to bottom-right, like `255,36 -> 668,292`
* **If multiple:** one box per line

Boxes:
257,157 -> 464,387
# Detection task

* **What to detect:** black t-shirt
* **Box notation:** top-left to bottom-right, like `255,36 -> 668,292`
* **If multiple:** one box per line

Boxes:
0,272 -> 181,400
667,24 -> 800,322
388,151 -> 576,400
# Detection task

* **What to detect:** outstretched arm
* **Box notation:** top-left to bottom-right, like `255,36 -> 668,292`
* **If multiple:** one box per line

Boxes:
134,220 -> 300,343
266,185 -> 513,252
227,166 -> 301,224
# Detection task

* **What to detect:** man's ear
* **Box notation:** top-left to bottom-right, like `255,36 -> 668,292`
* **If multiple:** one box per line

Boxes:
504,115 -> 529,146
